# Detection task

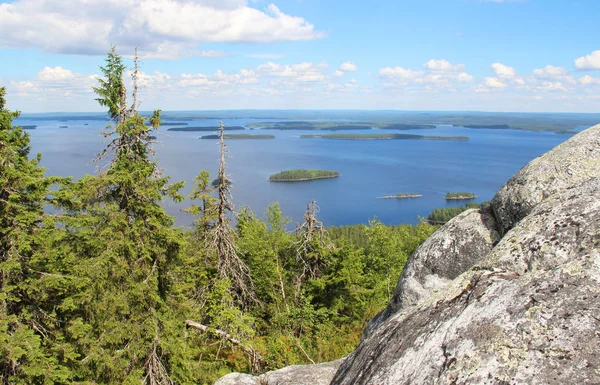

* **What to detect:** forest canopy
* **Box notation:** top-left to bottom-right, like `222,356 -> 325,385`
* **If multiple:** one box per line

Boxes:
0,48 -> 439,385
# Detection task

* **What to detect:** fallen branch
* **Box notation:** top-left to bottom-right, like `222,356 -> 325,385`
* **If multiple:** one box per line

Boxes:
186,320 -> 266,372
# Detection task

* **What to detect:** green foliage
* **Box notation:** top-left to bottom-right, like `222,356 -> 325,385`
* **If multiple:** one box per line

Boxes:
92,45 -> 126,121
0,86 -> 74,384
0,52 -> 444,384
427,201 -> 488,224
444,192 -> 477,199
269,170 -> 340,182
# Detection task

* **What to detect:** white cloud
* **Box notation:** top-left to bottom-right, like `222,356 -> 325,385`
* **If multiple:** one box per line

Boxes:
574,50 -> 600,70
200,50 -> 230,58
484,77 -> 507,88
339,62 -> 358,72
491,62 -> 516,79
0,0 -> 324,58
491,62 -> 524,85
423,59 -> 465,72
379,60 -> 473,89
580,75 -> 600,86
257,61 -> 329,82
333,70 -> 344,77
532,65 -> 570,79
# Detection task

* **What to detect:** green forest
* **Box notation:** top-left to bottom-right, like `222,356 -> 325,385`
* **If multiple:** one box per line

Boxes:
269,170 -> 340,182
0,49 -> 439,384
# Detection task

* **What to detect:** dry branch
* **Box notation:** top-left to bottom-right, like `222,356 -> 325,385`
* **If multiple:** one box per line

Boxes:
186,320 -> 265,372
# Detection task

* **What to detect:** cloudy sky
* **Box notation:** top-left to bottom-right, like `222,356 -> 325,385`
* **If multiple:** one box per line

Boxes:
1,0 -> 599,112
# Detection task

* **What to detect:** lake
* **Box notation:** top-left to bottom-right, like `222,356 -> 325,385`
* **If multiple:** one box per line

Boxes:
15,112 -> 580,228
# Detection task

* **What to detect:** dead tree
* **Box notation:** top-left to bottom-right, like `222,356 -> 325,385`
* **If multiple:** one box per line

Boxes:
294,200 -> 330,295
210,121 -> 256,307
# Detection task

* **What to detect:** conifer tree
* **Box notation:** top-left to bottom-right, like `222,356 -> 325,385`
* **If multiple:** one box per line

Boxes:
209,122 -> 255,308
0,87 -> 73,383
56,49 -> 194,385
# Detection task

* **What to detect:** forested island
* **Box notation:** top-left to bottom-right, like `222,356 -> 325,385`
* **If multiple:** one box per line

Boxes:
269,169 -> 340,182
445,192 -> 478,200
19,125 -> 37,129
378,193 -> 422,199
167,126 -> 245,131
200,134 -> 275,139
300,133 -> 469,141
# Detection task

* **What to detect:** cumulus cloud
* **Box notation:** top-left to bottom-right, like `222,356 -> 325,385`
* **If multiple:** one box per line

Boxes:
339,62 -> 358,72
0,0 -> 324,58
423,59 -> 465,72
11,66 -> 97,98
484,77 -> 507,88
491,62 -> 524,85
379,59 -> 472,89
579,75 -> 600,86
574,50 -> 600,70
257,61 -> 329,83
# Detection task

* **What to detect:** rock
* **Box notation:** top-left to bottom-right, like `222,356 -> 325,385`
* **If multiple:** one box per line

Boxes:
214,373 -> 258,385
363,206 -> 500,339
491,123 -> 600,234
330,178 -> 600,384
215,125 -> 600,385
216,360 -> 343,385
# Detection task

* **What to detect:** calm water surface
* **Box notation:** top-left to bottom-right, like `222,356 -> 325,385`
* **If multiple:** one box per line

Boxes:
16,114 -> 575,227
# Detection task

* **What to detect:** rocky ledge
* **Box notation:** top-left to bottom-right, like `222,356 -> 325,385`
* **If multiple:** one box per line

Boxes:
217,124 -> 600,385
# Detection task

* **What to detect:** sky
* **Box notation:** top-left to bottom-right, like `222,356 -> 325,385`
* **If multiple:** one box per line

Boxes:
1,0 -> 599,113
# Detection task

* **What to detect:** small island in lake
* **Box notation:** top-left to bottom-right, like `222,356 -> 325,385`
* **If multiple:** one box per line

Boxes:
378,193 -> 423,199
445,192 -> 478,200
269,169 -> 340,182
200,134 -> 275,140
19,125 -> 37,130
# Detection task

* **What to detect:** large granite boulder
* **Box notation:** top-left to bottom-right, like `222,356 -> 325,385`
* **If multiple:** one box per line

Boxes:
331,177 -> 600,384
491,123 -> 600,234
216,124 -> 600,385
363,206 -> 500,339
215,360 -> 343,385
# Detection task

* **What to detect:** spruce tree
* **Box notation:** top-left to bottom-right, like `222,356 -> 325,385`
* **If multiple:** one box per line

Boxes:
56,49 -> 196,384
0,87 -> 74,384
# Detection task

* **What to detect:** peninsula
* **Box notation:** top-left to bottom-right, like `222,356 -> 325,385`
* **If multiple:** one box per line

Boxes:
269,169 -> 340,182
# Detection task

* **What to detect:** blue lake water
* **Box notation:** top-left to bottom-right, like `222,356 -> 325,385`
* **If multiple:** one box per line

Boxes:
15,114 -> 579,228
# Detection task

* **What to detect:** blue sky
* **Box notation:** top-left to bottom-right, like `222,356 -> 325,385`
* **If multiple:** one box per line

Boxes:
1,0 -> 599,112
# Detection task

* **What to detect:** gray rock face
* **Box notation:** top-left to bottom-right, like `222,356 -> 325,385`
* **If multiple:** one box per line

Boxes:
215,360 -> 343,385
491,123 -> 600,234
216,125 -> 600,385
363,206 -> 500,339
331,177 -> 600,385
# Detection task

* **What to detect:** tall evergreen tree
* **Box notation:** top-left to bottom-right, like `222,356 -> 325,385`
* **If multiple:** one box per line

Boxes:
0,87 -> 73,384
56,49 -> 195,384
